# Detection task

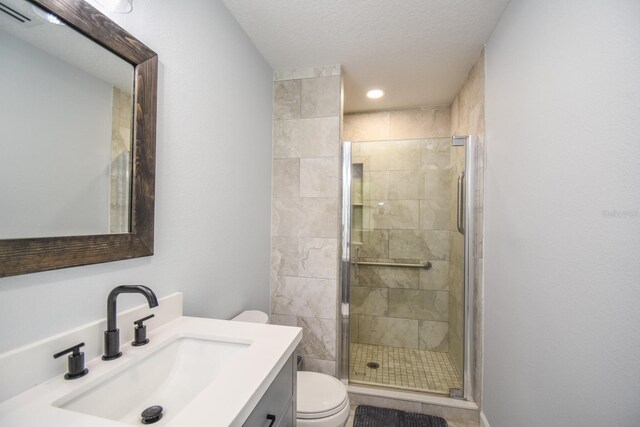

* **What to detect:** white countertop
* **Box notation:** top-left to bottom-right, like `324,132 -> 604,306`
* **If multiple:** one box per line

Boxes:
0,316 -> 302,427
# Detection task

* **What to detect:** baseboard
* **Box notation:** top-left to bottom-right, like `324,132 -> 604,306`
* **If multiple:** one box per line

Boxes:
480,410 -> 491,427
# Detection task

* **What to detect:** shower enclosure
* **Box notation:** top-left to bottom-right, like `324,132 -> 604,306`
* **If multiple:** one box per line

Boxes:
339,136 -> 476,400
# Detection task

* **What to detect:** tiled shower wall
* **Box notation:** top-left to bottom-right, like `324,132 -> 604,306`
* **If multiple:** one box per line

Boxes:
449,50 -> 485,402
343,108 -> 453,351
270,66 -> 342,375
110,87 -> 133,233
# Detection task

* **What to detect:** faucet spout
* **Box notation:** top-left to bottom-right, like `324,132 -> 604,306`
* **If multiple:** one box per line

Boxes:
103,285 -> 158,360
106,285 -> 158,331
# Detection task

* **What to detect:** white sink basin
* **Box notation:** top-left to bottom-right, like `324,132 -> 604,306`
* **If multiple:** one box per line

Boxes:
0,316 -> 302,426
55,337 -> 249,425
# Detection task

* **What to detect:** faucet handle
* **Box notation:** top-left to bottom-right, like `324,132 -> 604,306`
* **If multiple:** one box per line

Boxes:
132,314 -> 155,346
134,314 -> 154,327
53,342 -> 89,380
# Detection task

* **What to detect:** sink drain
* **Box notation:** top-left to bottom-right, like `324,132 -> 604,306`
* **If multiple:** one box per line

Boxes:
141,405 -> 163,424
366,362 -> 380,369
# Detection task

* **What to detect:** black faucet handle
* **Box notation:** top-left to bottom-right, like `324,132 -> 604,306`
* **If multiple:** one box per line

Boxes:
53,342 -> 89,380
53,342 -> 85,359
134,314 -> 155,327
132,314 -> 154,346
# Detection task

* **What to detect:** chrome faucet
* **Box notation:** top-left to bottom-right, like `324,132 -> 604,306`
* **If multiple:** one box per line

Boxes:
103,285 -> 158,360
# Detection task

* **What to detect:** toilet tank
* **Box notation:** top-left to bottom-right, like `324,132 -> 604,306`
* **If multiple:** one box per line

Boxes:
231,310 -> 269,324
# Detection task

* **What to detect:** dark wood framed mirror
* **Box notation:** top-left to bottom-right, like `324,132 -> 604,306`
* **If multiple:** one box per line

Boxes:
0,0 -> 157,277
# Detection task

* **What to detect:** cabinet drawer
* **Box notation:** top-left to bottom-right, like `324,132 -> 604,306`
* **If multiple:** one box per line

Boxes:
243,355 -> 295,427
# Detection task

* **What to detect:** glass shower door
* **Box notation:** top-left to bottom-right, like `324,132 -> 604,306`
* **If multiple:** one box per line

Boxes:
340,136 -> 476,398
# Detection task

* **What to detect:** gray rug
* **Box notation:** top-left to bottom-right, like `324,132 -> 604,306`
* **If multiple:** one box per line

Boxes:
353,405 -> 448,427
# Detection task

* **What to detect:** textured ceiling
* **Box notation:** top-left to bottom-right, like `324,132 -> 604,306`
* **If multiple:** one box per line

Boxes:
222,0 -> 509,113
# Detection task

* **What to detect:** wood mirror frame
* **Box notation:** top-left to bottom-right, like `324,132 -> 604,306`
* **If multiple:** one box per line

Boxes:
0,0 -> 158,277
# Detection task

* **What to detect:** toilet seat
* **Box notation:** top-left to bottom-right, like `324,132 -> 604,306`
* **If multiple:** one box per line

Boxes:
297,371 -> 349,420
298,396 -> 349,420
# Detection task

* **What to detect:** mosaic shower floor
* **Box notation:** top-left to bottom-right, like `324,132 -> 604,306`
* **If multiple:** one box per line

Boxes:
349,343 -> 461,394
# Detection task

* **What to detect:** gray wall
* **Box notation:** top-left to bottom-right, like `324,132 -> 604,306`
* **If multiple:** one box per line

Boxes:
0,31 -> 111,239
0,0 -> 273,352
484,0 -> 640,425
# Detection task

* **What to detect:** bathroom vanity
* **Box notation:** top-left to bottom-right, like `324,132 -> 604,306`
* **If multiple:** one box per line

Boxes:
243,354 -> 296,427
0,293 -> 302,426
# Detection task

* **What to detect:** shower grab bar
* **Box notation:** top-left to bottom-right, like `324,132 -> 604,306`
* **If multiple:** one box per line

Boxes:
457,171 -> 465,235
353,260 -> 432,269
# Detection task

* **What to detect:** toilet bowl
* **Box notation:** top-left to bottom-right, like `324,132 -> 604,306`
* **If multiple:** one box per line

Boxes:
232,311 -> 349,427
296,371 -> 350,426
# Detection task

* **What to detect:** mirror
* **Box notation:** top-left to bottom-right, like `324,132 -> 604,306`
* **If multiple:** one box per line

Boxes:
1,0 -> 135,238
0,0 -> 158,277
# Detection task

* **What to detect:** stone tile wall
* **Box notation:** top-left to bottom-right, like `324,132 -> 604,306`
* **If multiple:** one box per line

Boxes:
110,87 -> 133,233
450,50 -> 485,403
343,107 -> 450,142
270,65 -> 342,375
344,107 -> 454,353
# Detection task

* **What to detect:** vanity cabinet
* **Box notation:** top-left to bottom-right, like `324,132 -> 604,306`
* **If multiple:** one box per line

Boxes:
243,354 -> 296,426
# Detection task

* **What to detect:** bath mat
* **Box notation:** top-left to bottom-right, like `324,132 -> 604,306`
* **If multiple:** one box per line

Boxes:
353,405 -> 448,427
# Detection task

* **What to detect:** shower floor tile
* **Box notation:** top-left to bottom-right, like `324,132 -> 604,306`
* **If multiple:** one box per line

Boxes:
349,343 -> 461,394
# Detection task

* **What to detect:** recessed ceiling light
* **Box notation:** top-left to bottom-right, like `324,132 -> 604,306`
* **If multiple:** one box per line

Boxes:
366,89 -> 384,99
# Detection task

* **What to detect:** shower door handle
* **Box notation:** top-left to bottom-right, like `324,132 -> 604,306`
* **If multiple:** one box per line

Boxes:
457,171 -> 465,235
354,246 -> 360,279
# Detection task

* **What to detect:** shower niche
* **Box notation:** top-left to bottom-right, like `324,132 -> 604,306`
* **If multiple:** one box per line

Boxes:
351,163 -> 364,245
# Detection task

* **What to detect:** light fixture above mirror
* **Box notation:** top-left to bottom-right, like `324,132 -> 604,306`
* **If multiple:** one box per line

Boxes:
31,5 -> 65,24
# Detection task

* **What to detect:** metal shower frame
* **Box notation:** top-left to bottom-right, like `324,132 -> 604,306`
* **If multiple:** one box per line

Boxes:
337,135 -> 477,402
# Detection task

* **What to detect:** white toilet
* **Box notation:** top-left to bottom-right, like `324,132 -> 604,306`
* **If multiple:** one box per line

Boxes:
232,311 -> 350,427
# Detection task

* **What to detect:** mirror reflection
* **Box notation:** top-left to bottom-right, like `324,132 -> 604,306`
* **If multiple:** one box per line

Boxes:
0,0 -> 134,239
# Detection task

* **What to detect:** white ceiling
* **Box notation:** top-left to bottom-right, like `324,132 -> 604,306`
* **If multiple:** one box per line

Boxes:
222,0 -> 510,113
